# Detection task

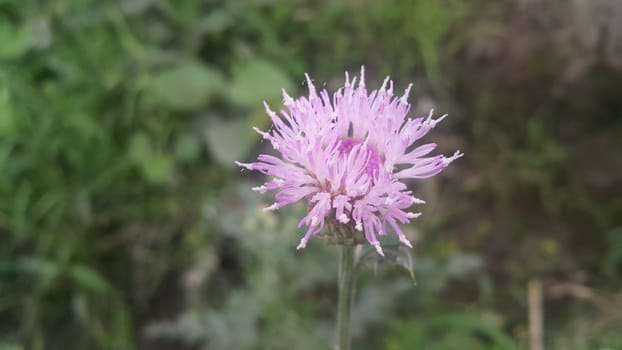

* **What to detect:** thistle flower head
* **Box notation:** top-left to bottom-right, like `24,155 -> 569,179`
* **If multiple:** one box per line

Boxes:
237,67 -> 462,255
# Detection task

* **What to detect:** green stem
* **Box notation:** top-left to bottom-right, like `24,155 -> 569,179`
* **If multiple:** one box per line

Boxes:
336,244 -> 356,350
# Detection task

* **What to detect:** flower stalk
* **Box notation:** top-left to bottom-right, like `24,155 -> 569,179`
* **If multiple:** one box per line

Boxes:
336,244 -> 356,350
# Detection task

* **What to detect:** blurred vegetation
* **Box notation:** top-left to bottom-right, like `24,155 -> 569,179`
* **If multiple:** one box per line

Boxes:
1,0 -> 621,349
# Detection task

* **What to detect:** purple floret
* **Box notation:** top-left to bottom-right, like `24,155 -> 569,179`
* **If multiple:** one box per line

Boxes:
236,67 -> 462,255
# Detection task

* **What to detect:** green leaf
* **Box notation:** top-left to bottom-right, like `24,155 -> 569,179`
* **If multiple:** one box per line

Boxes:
69,265 -> 111,294
129,132 -> 152,161
16,258 -> 61,280
174,133 -> 201,162
150,62 -> 226,111
228,59 -> 293,106
12,182 -> 32,235
72,293 -> 89,323
0,145 -> 9,171
356,244 -> 416,282
199,9 -> 234,34
386,313 -> 519,350
128,132 -> 175,183
0,88 -> 15,136
0,22 -> 31,59
204,118 -> 254,168
140,153 -> 174,183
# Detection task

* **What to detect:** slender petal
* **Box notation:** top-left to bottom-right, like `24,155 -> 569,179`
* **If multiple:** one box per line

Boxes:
237,67 -> 462,254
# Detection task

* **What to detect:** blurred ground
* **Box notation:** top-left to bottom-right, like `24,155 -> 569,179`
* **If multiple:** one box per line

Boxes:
1,0 -> 621,349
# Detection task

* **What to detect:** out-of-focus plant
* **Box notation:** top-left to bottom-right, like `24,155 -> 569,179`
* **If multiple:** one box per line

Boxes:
146,183 -> 336,350
1,0 -> 621,349
385,313 -> 518,350
0,0 -> 295,348
145,182 -> 485,350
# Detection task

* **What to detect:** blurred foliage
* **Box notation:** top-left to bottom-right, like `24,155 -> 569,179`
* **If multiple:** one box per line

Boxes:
0,0 -> 621,349
385,313 -> 518,350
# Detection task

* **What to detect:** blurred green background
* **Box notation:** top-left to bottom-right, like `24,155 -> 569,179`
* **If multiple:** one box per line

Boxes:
1,0 -> 621,349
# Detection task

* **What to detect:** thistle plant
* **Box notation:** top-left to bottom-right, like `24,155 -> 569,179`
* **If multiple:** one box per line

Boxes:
236,67 -> 462,350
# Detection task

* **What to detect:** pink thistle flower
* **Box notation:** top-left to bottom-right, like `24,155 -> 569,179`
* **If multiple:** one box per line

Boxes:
236,67 -> 462,256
